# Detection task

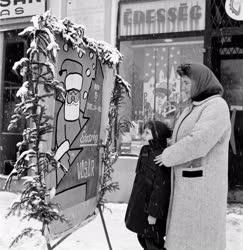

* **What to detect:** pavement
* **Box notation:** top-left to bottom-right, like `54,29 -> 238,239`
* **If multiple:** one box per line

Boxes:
0,191 -> 243,250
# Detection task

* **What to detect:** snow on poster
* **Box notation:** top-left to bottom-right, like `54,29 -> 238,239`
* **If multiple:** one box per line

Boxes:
46,37 -> 105,238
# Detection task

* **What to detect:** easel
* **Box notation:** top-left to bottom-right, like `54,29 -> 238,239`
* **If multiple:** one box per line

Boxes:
45,205 -> 113,250
98,204 -> 113,250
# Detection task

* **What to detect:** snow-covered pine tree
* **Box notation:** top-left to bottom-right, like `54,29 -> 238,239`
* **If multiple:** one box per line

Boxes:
4,11 -> 131,249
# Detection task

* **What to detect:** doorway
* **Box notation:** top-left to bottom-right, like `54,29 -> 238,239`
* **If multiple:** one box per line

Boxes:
221,58 -> 243,188
0,30 -> 26,174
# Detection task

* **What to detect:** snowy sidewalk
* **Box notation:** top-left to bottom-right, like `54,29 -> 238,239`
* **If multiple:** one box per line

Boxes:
0,191 -> 243,250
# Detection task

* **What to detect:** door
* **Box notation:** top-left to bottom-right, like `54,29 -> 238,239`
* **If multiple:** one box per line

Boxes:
0,30 -> 26,174
221,59 -> 243,188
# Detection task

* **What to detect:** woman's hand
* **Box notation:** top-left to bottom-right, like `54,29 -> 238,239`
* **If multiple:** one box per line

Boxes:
148,215 -> 157,225
154,154 -> 164,166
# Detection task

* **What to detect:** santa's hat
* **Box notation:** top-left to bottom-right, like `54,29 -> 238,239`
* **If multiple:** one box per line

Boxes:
59,59 -> 83,91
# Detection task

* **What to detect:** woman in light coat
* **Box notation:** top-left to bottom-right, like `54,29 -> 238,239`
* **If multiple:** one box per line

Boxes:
155,63 -> 231,250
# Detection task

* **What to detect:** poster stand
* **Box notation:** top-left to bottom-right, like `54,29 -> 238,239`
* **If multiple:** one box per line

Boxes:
46,232 -> 72,250
5,10 -> 129,250
98,204 -> 113,250
45,206 -> 113,250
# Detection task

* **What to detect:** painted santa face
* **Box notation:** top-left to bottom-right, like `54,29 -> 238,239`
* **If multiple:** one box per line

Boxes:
66,89 -> 80,104
65,89 -> 80,121
64,73 -> 83,121
142,128 -> 153,144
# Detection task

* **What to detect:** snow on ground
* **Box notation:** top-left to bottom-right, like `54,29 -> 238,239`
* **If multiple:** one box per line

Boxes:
0,191 -> 243,250
227,203 -> 243,250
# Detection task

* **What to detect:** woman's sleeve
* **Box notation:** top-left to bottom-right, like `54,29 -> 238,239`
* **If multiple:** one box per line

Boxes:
161,99 -> 231,167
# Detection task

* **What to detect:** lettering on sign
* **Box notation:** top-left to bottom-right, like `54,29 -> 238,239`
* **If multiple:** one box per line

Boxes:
79,130 -> 99,145
77,159 -> 95,179
119,0 -> 205,36
0,0 -> 45,19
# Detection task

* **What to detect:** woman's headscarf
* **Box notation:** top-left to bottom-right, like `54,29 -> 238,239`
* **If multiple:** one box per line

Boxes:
177,63 -> 224,101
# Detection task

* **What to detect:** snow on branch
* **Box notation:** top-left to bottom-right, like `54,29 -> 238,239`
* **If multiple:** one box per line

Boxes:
19,10 -> 123,67
115,74 -> 131,98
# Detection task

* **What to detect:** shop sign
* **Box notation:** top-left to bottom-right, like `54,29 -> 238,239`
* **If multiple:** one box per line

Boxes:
0,0 -> 45,20
225,0 -> 243,20
119,0 -> 205,36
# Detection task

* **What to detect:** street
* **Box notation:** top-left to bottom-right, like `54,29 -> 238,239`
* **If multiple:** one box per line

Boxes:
0,191 -> 243,250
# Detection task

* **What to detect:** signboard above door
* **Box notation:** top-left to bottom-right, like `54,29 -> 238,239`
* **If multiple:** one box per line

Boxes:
0,0 -> 46,20
119,0 -> 206,36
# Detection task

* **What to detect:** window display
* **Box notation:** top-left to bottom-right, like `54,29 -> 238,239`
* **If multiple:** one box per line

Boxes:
119,36 -> 204,155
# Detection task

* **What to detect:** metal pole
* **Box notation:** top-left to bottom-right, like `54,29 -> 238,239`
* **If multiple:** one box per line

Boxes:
50,233 -> 72,250
98,205 -> 113,250
46,243 -> 52,250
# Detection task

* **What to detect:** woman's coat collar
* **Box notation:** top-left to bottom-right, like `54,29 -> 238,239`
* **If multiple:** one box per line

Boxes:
192,94 -> 221,106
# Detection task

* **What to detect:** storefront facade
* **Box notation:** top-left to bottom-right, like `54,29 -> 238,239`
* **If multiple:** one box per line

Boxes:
117,0 -> 243,190
117,0 -> 206,154
0,0 -> 48,174
1,0 -> 243,192
205,0 -> 243,189
0,0 -> 114,176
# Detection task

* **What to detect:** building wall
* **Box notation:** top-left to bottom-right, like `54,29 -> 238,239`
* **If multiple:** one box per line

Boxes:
64,0 -> 118,45
105,156 -> 137,203
47,0 -> 66,19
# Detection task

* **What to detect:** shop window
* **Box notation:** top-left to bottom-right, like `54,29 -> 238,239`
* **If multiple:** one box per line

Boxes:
3,31 -> 26,133
221,59 -> 243,107
119,36 -> 204,155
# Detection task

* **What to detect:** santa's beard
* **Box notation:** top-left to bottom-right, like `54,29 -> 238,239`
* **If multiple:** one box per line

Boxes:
64,100 -> 80,121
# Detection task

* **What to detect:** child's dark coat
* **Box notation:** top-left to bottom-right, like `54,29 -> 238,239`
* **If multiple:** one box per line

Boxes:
125,141 -> 171,240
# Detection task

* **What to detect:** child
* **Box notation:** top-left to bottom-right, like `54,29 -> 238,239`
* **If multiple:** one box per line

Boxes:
125,120 -> 171,250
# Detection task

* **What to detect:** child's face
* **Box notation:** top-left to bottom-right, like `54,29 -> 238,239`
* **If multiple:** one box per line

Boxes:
142,128 -> 153,144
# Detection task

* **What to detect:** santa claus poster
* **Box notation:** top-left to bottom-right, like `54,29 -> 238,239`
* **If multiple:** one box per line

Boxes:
45,37 -> 112,238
